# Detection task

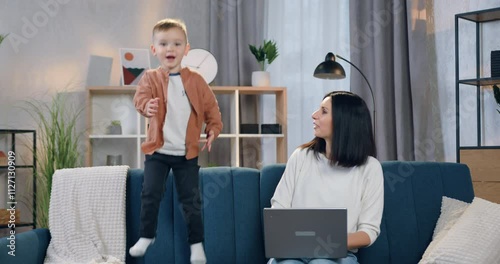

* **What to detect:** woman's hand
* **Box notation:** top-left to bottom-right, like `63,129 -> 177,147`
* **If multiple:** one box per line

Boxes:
347,231 -> 371,250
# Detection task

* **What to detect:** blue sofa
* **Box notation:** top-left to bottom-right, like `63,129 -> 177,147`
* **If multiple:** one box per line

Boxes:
0,161 -> 474,264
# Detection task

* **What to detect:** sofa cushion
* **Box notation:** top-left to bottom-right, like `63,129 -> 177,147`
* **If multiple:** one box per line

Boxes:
128,167 -> 266,264
201,167 -> 265,263
419,197 -> 500,264
0,228 -> 51,264
127,168 -> 181,264
356,161 -> 474,264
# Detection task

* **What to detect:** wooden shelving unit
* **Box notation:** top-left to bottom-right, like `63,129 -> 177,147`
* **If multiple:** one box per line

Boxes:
86,86 -> 287,168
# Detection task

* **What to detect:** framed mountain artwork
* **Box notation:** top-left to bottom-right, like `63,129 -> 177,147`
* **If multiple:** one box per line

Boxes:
119,48 -> 151,86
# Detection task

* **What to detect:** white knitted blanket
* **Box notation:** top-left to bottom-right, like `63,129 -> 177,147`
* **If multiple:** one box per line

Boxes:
44,166 -> 129,264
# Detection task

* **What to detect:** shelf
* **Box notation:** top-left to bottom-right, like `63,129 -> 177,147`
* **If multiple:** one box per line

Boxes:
201,134 -> 237,138
456,7 -> 500,22
89,134 -> 140,139
459,146 -> 500,150
211,86 -> 286,95
458,78 -> 500,86
86,86 -> 287,168
87,86 -> 287,94
0,222 -> 34,229
238,134 -> 285,138
456,7 -> 500,204
200,133 -> 284,138
90,133 -> 288,139
88,86 -> 137,94
0,129 -> 36,134
0,165 -> 34,169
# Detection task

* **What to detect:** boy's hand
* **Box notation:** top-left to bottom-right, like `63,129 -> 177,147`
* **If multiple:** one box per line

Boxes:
201,130 -> 215,152
145,98 -> 160,117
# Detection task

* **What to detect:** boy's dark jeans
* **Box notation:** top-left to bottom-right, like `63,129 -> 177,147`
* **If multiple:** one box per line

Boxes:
139,152 -> 203,244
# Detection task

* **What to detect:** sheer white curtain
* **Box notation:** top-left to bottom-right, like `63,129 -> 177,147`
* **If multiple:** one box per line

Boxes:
261,0 -> 350,164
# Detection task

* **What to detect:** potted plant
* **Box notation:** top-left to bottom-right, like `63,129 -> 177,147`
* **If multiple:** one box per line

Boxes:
249,39 -> 279,86
0,34 -> 7,46
108,120 -> 122,135
494,84 -> 500,114
23,92 -> 84,228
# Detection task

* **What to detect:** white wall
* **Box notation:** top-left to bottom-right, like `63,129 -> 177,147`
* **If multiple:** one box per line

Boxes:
0,0 -> 210,130
1,0 -> 499,164
0,0 -> 211,228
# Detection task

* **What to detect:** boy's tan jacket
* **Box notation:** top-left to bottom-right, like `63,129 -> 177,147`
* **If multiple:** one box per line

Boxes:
133,67 -> 223,159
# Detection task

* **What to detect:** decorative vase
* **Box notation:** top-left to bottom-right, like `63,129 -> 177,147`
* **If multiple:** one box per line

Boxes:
251,71 -> 270,87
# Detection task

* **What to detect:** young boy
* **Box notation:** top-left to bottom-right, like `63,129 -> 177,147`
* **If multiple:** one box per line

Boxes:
130,18 -> 222,264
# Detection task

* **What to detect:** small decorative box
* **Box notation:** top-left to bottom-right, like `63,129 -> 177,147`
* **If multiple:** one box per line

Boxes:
240,124 -> 259,134
261,124 -> 282,134
491,50 -> 500,78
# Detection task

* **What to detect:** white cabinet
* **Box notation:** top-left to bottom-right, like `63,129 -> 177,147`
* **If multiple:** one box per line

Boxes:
86,86 -> 287,168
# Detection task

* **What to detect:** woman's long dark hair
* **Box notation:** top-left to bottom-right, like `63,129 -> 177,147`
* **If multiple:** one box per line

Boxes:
301,91 -> 376,167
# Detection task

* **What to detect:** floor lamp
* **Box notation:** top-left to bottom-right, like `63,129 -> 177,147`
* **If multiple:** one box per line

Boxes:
313,52 -> 376,137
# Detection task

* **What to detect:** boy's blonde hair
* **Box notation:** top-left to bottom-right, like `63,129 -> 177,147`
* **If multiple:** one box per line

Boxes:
152,18 -> 188,42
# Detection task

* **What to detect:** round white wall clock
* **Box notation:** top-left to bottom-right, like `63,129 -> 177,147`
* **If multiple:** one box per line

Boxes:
182,48 -> 218,84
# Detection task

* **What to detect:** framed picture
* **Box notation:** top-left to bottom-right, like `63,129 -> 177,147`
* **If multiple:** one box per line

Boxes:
119,48 -> 151,86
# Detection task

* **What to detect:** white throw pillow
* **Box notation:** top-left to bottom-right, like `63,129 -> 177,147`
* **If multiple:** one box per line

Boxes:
432,196 -> 470,239
419,197 -> 500,264
419,196 -> 470,263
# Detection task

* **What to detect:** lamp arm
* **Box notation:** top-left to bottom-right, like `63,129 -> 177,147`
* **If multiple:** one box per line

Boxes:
336,55 -> 375,110
336,54 -> 376,136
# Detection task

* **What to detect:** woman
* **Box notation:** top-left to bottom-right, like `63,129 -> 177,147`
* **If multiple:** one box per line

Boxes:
269,91 -> 384,264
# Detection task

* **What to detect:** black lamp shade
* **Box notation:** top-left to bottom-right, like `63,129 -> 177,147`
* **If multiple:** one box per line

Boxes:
313,52 -> 346,79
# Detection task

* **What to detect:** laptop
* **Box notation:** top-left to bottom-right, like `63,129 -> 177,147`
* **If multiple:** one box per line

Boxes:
263,208 -> 348,259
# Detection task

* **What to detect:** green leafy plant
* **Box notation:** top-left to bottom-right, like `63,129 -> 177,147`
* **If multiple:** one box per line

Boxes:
494,84 -> 500,114
23,93 -> 84,228
111,120 -> 121,126
0,34 -> 8,46
249,39 -> 279,71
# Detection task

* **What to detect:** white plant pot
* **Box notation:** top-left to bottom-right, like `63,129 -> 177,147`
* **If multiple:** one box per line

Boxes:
251,71 -> 270,87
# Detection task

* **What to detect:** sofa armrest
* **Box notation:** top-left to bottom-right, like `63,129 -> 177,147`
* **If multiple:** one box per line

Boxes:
0,228 -> 51,264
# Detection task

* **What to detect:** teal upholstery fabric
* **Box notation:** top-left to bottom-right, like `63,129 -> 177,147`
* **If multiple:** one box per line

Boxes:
356,162 -> 474,264
0,162 -> 475,264
259,164 -> 286,210
127,168 -> 178,264
0,227 -> 50,264
202,167 -> 265,263
258,162 -> 475,264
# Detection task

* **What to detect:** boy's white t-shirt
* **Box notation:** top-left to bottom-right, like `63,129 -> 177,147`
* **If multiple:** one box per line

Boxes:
157,73 -> 191,156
